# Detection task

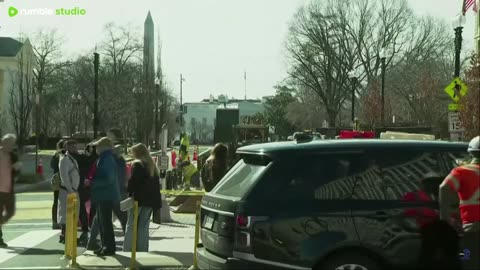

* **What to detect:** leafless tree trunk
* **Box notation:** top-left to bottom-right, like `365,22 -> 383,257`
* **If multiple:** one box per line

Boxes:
32,29 -> 69,142
9,51 -> 35,149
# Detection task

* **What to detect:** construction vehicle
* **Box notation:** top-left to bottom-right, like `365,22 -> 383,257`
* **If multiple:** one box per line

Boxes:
231,124 -> 269,150
214,108 -> 240,144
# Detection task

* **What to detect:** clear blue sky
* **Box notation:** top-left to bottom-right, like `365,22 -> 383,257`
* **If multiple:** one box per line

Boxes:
0,0 -> 476,102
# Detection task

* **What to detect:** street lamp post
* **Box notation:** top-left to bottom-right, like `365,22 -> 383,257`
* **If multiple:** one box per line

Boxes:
348,69 -> 359,124
154,77 -> 160,150
132,87 -> 143,143
84,105 -> 88,137
72,94 -> 81,134
180,74 -> 186,128
453,14 -> 466,77
379,48 -> 389,127
93,52 -> 99,139
35,94 -> 40,173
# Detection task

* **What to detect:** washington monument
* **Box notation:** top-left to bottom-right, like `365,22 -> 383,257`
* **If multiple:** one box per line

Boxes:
144,11 -> 155,89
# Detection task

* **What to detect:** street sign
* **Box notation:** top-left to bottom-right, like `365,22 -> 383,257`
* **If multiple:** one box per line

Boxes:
448,112 -> 465,132
160,154 -> 169,170
444,78 -> 468,102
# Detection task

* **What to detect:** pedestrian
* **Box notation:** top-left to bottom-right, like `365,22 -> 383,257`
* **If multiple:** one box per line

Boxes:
201,143 -> 228,192
417,219 -> 462,270
402,172 -> 442,228
85,144 -> 101,251
50,139 -> 65,230
84,143 -> 98,227
107,128 -> 128,231
439,136 -> 480,270
58,140 -> 80,244
90,137 -> 120,256
69,144 -> 91,241
0,134 -> 22,247
123,143 -> 161,252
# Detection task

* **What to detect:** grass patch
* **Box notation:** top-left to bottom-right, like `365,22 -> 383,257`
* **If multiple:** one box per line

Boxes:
17,173 -> 44,184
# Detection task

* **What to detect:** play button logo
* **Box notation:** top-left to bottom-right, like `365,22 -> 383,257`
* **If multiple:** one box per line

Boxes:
8,6 -> 18,17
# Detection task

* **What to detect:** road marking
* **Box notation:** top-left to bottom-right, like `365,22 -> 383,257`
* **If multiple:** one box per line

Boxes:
16,201 -> 51,209
4,222 -> 51,226
0,267 -> 62,270
16,192 -> 51,197
0,230 -> 58,264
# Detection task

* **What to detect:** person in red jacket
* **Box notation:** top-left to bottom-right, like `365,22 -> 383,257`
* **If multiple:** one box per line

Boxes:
439,136 -> 480,270
402,173 -> 442,228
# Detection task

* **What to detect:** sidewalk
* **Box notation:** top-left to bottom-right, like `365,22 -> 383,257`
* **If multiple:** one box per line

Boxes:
77,213 -> 196,269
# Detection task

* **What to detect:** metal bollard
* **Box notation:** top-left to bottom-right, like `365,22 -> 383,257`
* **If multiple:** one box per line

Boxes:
192,201 -> 201,269
67,196 -> 80,269
128,201 -> 139,270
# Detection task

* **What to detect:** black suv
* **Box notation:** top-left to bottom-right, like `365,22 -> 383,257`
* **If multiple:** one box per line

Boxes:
196,139 -> 471,270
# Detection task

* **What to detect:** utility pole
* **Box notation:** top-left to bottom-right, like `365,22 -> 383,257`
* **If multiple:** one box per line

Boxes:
93,52 -> 99,139
348,69 -> 359,124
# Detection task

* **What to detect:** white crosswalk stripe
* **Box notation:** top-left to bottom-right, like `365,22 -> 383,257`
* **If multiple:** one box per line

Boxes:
0,230 -> 59,264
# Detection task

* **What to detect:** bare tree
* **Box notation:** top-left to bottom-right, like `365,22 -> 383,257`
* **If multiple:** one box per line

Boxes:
100,23 -> 143,140
286,0 -> 453,128
9,50 -> 35,149
285,85 -> 326,129
286,1 -> 355,125
32,29 -> 69,139
460,55 -> 480,140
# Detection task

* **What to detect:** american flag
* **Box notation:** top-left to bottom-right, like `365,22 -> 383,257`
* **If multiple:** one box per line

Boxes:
464,0 -> 477,14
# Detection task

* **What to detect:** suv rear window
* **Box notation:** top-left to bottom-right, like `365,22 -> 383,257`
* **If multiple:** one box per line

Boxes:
211,155 -> 270,199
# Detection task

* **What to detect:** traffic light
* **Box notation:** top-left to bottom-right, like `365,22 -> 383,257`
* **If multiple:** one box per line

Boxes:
183,105 -> 188,113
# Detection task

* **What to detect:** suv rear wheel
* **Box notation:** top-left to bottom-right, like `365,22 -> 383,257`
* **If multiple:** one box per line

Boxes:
315,251 -> 384,270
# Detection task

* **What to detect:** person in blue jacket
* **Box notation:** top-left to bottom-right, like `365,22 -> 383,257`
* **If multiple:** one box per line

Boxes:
91,137 -> 120,256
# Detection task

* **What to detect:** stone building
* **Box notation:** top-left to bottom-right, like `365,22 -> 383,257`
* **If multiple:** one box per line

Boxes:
0,37 -> 35,135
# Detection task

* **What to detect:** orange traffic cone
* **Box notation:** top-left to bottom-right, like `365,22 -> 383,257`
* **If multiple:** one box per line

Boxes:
193,146 -> 198,161
36,159 -> 44,176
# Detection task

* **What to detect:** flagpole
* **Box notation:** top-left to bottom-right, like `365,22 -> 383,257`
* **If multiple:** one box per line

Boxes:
244,70 -> 247,101
476,0 -> 480,55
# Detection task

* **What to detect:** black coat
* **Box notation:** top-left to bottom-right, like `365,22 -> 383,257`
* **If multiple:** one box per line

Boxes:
127,161 -> 162,209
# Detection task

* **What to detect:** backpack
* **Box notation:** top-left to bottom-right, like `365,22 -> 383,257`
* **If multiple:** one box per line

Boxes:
201,160 -> 215,192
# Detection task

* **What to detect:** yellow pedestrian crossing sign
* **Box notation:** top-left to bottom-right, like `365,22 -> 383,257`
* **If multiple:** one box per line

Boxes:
448,103 -> 459,111
444,77 -> 468,102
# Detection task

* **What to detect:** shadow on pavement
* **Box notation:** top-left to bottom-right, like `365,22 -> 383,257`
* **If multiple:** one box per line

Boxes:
5,246 -> 64,256
148,236 -> 176,241
159,223 -> 192,228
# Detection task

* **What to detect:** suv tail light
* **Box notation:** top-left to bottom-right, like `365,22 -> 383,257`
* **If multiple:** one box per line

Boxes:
235,215 -> 253,252
236,215 -> 251,229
